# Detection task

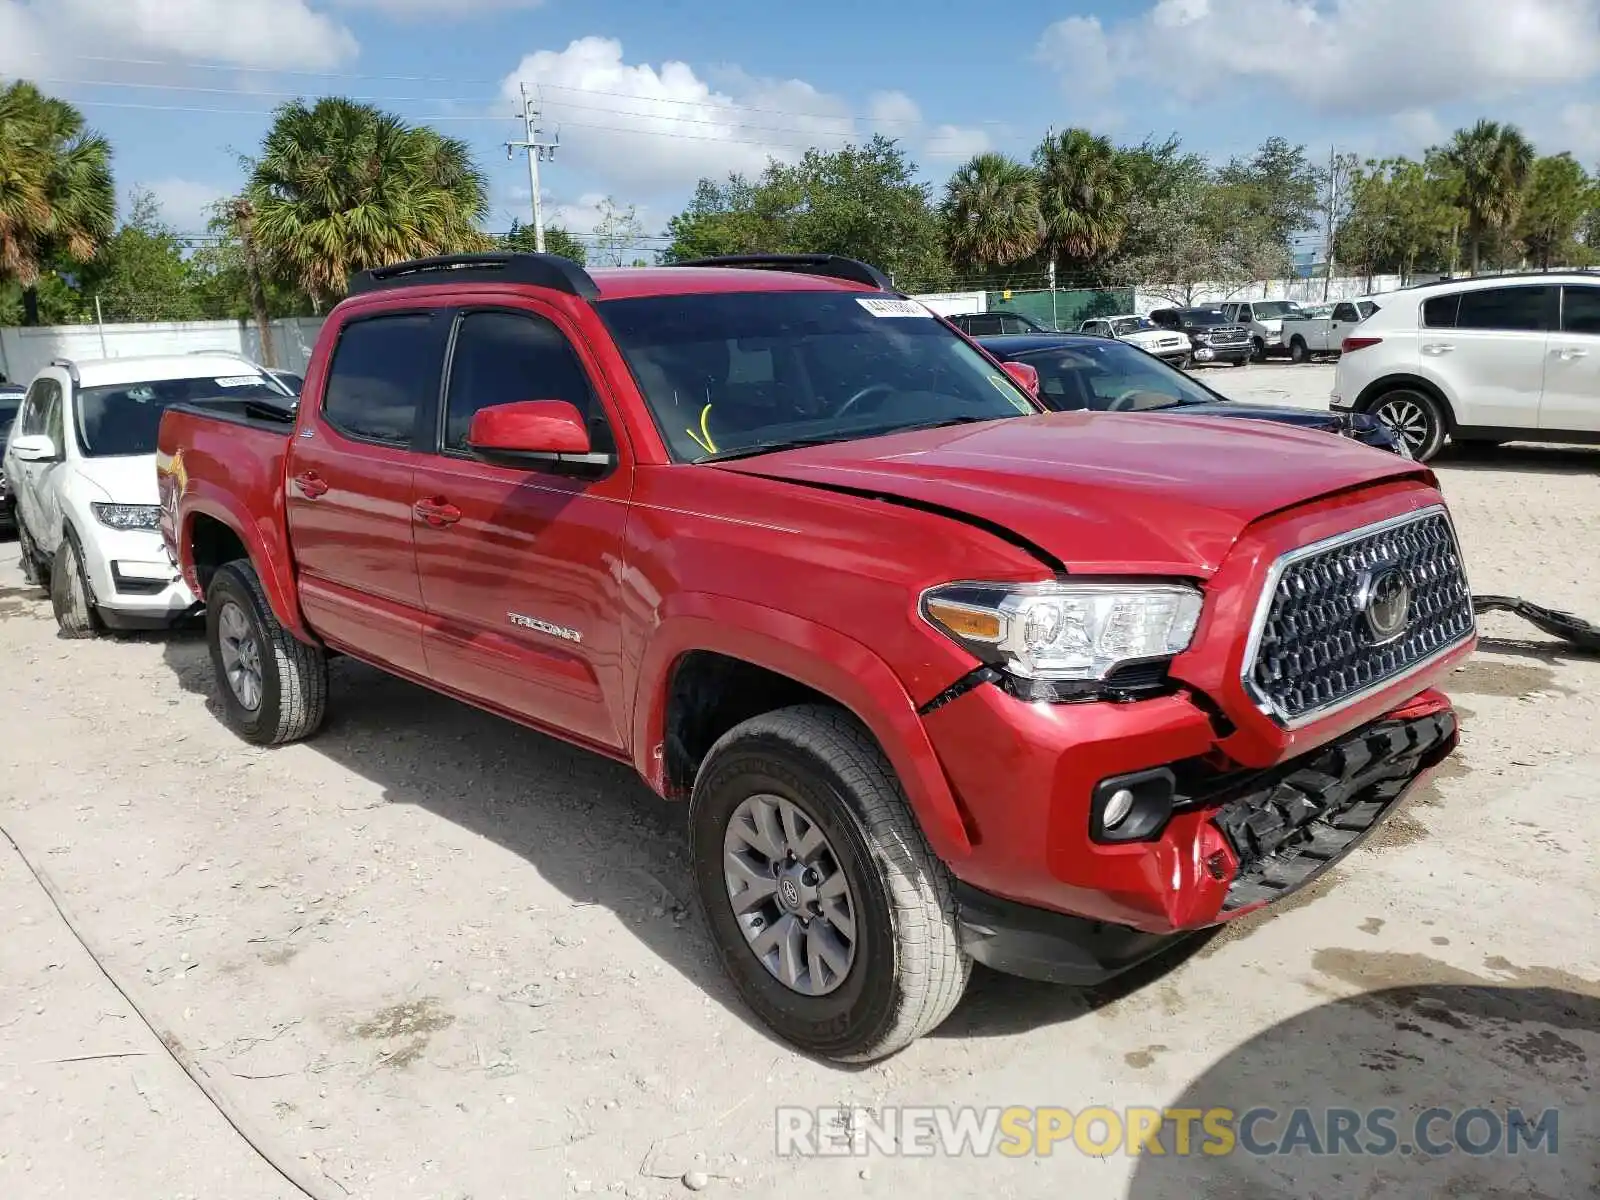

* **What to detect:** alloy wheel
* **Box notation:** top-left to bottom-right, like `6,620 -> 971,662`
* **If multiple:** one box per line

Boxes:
217,600 -> 264,712
1373,396 -> 1433,458
723,792 -> 857,996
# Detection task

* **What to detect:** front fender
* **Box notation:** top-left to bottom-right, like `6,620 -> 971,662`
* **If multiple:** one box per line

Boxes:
631,593 -> 974,865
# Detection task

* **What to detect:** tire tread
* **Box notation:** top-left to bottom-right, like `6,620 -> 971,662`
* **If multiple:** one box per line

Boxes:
213,559 -> 327,745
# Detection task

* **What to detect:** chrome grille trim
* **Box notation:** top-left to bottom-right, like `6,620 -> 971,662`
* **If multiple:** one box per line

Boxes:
1240,505 -> 1475,729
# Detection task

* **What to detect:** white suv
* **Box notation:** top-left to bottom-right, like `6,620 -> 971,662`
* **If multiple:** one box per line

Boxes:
1331,272 -> 1600,461
5,354 -> 295,636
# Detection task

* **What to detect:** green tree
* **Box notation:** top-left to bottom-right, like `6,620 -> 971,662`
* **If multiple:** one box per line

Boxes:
77,188 -> 203,322
1110,172 -> 1288,303
499,219 -> 587,264
1112,134 -> 1209,260
246,97 -> 493,305
187,196 -> 317,324
1517,153 -> 1592,269
939,152 -> 1041,273
662,137 -> 945,288
1033,128 -> 1130,272
1439,119 -> 1535,274
0,81 -> 115,324
1216,136 -> 1322,260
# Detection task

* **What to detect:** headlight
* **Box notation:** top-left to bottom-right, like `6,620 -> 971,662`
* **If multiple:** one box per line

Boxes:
91,502 -> 162,531
922,582 -> 1204,693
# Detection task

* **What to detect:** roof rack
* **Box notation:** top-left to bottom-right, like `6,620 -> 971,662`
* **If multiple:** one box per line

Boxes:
347,252 -> 599,300
669,253 -> 898,293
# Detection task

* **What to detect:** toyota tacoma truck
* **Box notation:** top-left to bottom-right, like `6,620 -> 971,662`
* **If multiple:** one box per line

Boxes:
157,252 -> 1474,1063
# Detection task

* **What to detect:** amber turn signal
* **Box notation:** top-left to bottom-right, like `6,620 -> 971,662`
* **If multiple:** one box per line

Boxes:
926,598 -> 1003,642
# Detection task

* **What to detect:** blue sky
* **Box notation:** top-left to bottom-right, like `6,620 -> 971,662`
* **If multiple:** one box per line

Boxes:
4,0 -> 1599,256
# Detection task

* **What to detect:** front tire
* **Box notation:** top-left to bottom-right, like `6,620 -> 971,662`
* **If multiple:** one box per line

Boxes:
1290,338 -> 1311,364
16,517 -> 45,587
1251,337 -> 1266,362
1370,388 -> 1447,462
690,705 -> 970,1062
205,559 -> 328,745
49,530 -> 104,639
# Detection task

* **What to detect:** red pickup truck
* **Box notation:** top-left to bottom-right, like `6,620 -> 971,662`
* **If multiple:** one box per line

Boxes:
157,252 -> 1475,1062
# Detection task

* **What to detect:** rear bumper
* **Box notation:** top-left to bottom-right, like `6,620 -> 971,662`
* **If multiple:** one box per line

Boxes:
930,682 -> 1459,982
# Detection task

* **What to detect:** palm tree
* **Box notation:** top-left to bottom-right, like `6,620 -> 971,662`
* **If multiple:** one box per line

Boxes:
247,97 -> 493,304
0,81 -> 115,324
940,153 -> 1042,273
1440,119 -> 1535,274
1033,128 -> 1131,274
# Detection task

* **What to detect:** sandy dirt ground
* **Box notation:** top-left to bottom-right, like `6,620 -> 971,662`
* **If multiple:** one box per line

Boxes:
2,363 -> 1597,1199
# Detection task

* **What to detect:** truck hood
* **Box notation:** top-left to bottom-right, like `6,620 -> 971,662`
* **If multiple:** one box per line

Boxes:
712,412 -> 1426,576
73,454 -> 160,505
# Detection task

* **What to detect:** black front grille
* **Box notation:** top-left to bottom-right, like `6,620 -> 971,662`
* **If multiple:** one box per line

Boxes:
1245,509 -> 1474,725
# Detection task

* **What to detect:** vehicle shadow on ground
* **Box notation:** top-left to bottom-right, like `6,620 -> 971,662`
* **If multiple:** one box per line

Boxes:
156,638 -> 1212,1058
1434,442 -> 1600,475
1124,979 -> 1598,1198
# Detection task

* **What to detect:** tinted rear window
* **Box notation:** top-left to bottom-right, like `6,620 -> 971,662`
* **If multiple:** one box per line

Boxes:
322,313 -> 445,445
1422,294 -> 1459,328
1454,286 -> 1552,332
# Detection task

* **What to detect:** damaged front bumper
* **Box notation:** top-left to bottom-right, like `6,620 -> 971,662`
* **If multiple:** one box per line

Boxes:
952,691 -> 1459,986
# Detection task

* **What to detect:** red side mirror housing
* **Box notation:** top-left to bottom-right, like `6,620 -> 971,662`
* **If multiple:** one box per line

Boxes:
467,400 -> 591,458
1001,360 -> 1040,397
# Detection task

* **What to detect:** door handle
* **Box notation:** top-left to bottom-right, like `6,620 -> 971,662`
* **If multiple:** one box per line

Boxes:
1552,346 -> 1590,360
413,497 -> 462,526
1421,343 -> 1455,355
294,471 -> 329,498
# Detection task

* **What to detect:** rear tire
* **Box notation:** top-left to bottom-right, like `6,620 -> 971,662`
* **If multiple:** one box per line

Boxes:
1370,388 -> 1447,462
205,559 -> 327,746
50,530 -> 104,639
1251,337 -> 1267,362
1290,338 -> 1311,364
690,704 -> 970,1062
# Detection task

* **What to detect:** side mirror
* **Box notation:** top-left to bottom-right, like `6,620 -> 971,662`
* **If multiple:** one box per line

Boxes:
1001,361 -> 1040,398
466,400 -> 609,472
10,434 -> 59,463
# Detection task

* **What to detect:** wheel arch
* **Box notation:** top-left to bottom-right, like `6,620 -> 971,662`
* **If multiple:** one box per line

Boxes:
1355,374 -> 1459,433
178,497 -> 312,641
632,597 -> 975,864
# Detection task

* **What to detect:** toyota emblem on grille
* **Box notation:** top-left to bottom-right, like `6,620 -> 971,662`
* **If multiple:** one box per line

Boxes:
1357,566 -> 1411,644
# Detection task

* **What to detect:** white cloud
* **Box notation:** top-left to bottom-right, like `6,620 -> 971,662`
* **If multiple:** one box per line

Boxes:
1558,102 -> 1600,161
333,0 -> 542,15
923,124 -> 993,162
142,178 -> 229,232
1389,109 -> 1448,155
499,37 -> 984,197
0,0 -> 358,74
1037,0 -> 1600,115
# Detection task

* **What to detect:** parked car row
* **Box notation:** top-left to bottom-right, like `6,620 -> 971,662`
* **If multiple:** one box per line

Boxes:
7,252 -> 1475,1066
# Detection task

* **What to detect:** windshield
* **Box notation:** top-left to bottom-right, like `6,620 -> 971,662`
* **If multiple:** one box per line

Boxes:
1251,301 -> 1304,319
1111,317 -> 1155,335
76,373 -> 294,458
597,291 -> 1038,462
1179,309 -> 1230,326
1014,339 -> 1220,414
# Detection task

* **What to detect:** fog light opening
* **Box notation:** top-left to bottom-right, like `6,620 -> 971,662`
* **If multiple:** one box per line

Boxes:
1090,768 -> 1177,843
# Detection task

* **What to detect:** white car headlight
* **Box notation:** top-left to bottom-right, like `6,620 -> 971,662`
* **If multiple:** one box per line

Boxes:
922,582 -> 1204,690
91,502 -> 162,531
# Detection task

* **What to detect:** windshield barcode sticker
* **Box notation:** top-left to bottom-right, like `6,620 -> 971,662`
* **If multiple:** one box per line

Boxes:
215,375 -> 264,387
857,298 -> 931,318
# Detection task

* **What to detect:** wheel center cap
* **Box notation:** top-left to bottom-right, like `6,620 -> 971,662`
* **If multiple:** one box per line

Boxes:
778,876 -> 802,911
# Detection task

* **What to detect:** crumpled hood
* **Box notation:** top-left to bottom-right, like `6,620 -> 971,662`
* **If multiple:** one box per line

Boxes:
73,454 -> 160,505
713,412 -> 1427,576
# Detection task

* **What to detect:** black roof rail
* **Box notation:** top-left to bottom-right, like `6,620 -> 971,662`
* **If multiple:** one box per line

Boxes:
50,357 -> 80,384
669,253 -> 898,293
347,252 -> 599,300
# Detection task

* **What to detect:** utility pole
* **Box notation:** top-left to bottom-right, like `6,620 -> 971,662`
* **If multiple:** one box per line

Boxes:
1322,144 -> 1337,302
506,83 -> 559,252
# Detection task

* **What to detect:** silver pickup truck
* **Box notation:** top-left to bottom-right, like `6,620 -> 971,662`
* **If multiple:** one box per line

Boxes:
1280,298 -> 1379,363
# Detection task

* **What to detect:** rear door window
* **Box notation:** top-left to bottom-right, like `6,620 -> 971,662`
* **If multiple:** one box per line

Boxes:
1332,303 -> 1360,322
322,313 -> 446,446
1453,286 -> 1553,332
1422,293 -> 1459,328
